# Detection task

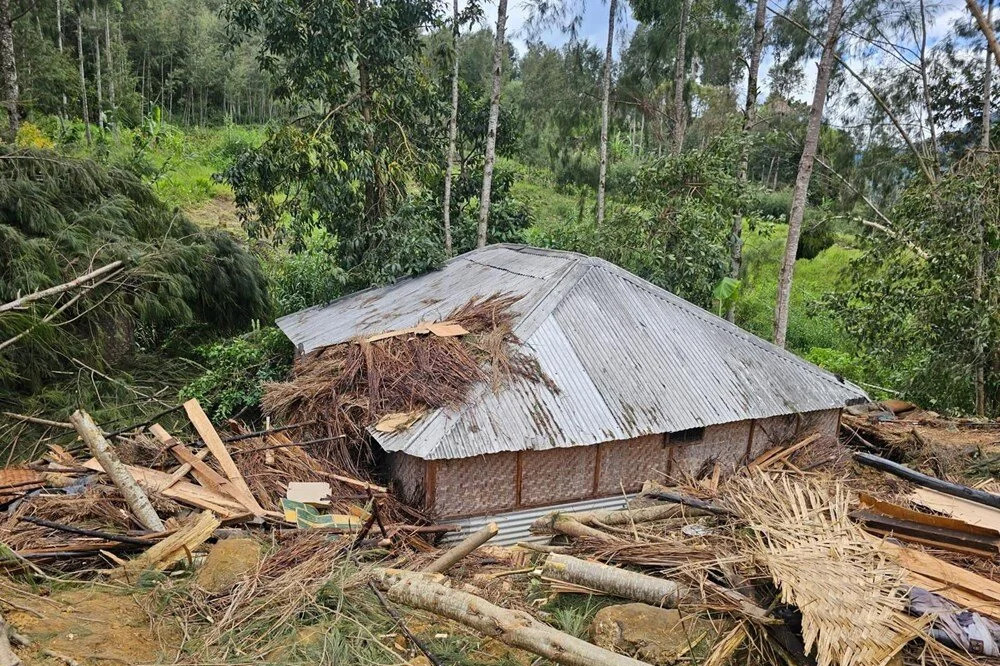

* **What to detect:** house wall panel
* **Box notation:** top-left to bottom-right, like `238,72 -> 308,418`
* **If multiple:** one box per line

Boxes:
670,420 -> 752,479
749,408 -> 840,459
520,445 -> 598,507
596,434 -> 671,494
432,451 -> 518,518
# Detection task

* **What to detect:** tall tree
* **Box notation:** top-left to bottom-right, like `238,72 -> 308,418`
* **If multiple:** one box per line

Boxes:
476,0 -> 508,248
966,0 -> 1000,68
596,0 -> 618,225
76,6 -> 90,145
443,0 -> 460,255
772,0 -> 845,347
670,0 -> 691,154
726,0 -> 767,322
0,0 -> 18,141
976,0 -> 994,416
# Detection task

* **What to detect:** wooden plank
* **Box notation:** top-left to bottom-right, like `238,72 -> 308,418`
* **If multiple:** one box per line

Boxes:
910,487 -> 1000,532
170,443 -> 238,499
859,493 -> 1000,538
855,507 -> 1000,555
753,433 -> 821,469
885,542 -> 1000,603
854,452 -> 1000,510
112,510 -> 220,579
183,399 -> 265,516
82,458 -> 247,517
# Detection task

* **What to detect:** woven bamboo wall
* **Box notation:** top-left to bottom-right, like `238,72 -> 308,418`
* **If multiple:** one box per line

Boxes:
670,420 -> 753,479
595,434 -> 670,495
391,409 -> 842,519
750,408 -> 840,459
432,451 -> 518,518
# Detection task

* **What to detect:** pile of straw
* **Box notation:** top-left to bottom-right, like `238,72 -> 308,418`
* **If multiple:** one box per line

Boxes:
263,293 -> 549,461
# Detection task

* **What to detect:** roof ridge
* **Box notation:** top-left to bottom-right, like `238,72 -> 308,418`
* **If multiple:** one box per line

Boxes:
584,256 -> 862,395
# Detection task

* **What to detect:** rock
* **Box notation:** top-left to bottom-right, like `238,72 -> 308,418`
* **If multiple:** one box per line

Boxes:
195,538 -> 262,594
590,603 -> 720,665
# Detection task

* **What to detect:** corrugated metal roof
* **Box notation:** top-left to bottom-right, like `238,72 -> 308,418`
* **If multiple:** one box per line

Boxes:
276,244 -> 868,460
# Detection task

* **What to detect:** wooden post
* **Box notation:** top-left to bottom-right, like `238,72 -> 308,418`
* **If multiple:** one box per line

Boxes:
423,522 -> 499,574
71,409 -> 165,532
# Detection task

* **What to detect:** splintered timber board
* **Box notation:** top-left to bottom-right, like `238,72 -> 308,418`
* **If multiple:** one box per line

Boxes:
183,399 -> 266,516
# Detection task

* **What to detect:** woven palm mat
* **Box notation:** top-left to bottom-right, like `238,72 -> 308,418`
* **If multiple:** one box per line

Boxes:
726,470 -> 928,666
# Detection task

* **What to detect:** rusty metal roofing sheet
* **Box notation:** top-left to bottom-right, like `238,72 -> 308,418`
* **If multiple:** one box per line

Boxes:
276,244 -> 868,460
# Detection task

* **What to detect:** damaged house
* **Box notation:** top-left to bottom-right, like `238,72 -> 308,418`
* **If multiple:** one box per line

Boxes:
275,244 -> 867,537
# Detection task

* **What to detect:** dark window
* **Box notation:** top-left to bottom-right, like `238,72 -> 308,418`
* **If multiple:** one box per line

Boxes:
670,427 -> 704,444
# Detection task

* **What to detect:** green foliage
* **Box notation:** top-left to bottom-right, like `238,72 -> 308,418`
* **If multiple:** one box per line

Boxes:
179,326 -> 293,420
833,155 -> 1000,415
534,134 -> 764,309
0,148 -> 269,392
223,0 -> 444,286
263,227 -> 347,317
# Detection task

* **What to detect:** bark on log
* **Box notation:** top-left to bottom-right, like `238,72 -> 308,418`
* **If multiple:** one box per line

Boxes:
374,568 -> 651,666
532,514 -> 623,543
854,452 -> 1000,510
543,553 -> 684,607
71,410 -> 165,532
423,522 -> 498,574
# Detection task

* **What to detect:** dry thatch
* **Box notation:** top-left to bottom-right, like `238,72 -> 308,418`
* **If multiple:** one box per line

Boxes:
263,293 -> 549,465
725,470 -> 925,666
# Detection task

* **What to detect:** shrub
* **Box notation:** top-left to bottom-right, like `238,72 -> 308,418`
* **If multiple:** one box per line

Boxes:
180,326 -> 293,420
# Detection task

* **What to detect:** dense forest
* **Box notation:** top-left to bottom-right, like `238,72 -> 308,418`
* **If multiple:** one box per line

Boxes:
2,0 -> 1000,451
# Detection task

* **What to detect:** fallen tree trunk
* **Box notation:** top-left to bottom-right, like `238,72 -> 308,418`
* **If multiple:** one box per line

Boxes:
534,503 -> 708,534
71,409 -> 165,532
0,612 -> 20,666
532,514 -> 622,543
543,553 -> 683,607
374,568 -> 651,666
423,522 -> 498,574
854,452 -> 1000,510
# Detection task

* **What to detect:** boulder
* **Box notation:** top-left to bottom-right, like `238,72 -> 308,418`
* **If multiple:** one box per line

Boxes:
590,603 -> 719,665
195,538 -> 262,594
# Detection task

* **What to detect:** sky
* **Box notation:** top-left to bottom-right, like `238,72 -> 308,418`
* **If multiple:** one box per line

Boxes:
473,0 -> 978,106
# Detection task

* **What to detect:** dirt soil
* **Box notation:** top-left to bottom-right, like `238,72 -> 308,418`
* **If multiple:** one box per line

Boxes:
5,583 -> 181,665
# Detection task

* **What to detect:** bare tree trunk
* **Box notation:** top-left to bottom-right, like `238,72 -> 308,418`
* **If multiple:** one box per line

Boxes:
543,553 -> 684,606
918,0 -> 940,175
967,0 -> 1000,68
93,7 -> 103,131
105,8 -> 115,135
0,0 -> 19,142
476,0 -> 508,248
77,11 -> 91,145
442,0 -> 460,256
670,0 -> 691,155
976,0 -> 993,417
423,522 -> 497,574
71,409 -> 165,532
57,0 -> 67,123
772,0 -> 844,347
595,0 -> 618,225
727,0 -> 768,322
374,569 -> 651,666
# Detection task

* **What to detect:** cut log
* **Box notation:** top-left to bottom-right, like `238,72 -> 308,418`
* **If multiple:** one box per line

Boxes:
532,514 -> 622,543
423,522 -> 498,574
543,553 -> 683,607
71,409 -> 165,532
373,568 -> 651,666
541,503 -> 707,530
183,400 -> 265,516
854,452 -> 1000,510
112,510 -> 219,579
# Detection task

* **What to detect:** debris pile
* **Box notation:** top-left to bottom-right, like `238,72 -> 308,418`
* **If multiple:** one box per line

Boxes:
6,388 -> 1000,665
